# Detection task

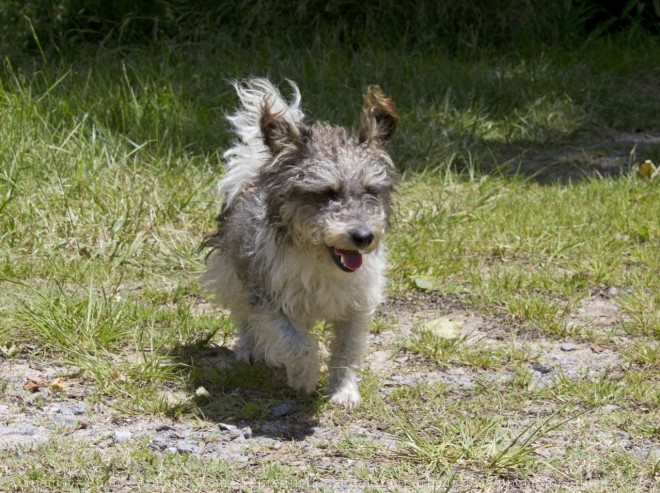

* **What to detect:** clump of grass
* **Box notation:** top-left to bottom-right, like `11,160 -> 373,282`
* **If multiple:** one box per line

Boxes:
401,325 -> 502,370
616,288 -> 660,337
15,281 -> 134,353
394,404 -> 585,475
544,374 -> 624,406
12,280 -> 189,412
623,341 -> 660,367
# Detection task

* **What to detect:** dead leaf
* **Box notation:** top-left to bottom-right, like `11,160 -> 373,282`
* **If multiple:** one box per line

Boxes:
110,369 -> 127,383
637,159 -> 657,179
412,276 -> 439,291
23,377 -> 44,393
590,343 -> 605,354
195,386 -> 211,399
49,377 -> 66,392
422,317 -> 464,339
0,342 -> 19,358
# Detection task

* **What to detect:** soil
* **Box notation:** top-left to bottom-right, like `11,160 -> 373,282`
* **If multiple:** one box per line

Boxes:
0,294 -> 643,461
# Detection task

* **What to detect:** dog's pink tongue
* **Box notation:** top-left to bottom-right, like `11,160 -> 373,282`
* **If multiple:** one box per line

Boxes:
335,248 -> 362,270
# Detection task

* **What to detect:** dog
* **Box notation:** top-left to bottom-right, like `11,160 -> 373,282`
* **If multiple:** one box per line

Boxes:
201,78 -> 398,407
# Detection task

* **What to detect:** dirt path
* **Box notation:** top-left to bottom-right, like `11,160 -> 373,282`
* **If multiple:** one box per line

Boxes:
0,295 -> 644,464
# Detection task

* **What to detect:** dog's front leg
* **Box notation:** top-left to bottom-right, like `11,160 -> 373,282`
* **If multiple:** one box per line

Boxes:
250,312 -> 319,394
327,311 -> 371,407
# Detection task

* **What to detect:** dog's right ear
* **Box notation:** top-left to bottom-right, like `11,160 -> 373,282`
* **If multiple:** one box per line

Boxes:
358,85 -> 399,146
260,101 -> 308,156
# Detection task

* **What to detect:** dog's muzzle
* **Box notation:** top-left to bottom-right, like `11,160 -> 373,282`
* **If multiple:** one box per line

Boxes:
329,247 -> 363,272
327,229 -> 375,272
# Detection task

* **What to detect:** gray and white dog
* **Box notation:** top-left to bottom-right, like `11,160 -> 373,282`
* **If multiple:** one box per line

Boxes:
202,78 -> 398,406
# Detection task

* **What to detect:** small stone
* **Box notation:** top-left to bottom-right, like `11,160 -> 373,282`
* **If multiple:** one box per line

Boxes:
113,430 -> 133,443
219,423 -> 237,431
156,424 -> 174,432
176,442 -> 198,454
149,438 -> 168,451
560,343 -> 578,352
227,426 -> 252,442
632,447 -> 648,459
59,402 -> 88,416
25,391 -> 47,407
269,401 -> 298,418
531,362 -> 552,374
649,448 -> 660,462
599,404 -> 620,414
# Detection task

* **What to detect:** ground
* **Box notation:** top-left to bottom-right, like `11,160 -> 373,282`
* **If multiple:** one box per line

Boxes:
1,34 -> 659,492
1,281 -> 657,491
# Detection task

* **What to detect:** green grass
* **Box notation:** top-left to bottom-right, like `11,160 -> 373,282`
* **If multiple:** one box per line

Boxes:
0,29 -> 659,492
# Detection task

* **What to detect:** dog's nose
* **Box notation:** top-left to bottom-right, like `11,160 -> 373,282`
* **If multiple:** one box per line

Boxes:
351,230 -> 374,248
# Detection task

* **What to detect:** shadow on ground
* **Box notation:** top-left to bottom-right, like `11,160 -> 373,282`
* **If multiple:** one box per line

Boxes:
174,341 -> 323,441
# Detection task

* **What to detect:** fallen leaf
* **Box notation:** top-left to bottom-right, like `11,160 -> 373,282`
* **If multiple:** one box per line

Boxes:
195,386 -> 211,399
590,343 -> 605,354
110,369 -> 127,383
637,159 -> 657,179
412,276 -> 439,291
422,317 -> 464,339
49,377 -> 66,392
23,377 -> 44,393
0,342 -> 19,358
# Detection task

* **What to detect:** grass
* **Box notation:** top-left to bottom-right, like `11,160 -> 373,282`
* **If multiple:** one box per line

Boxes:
0,26 -> 659,492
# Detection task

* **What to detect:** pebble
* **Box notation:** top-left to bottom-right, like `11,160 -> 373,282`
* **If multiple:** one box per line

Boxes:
649,448 -> 660,461
25,392 -> 47,407
531,362 -> 552,374
560,343 -> 578,352
113,430 -> 133,443
599,404 -> 620,414
149,438 -> 168,451
269,401 -> 298,418
635,447 -> 660,461
59,402 -> 89,416
176,442 -> 199,454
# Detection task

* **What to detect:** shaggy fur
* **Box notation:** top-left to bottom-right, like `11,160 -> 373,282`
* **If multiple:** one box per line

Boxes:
202,78 -> 398,406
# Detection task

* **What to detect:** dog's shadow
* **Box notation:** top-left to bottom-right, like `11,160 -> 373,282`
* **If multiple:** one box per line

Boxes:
174,340 -> 323,441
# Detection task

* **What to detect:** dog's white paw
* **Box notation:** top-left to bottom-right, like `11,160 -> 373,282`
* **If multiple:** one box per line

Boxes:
328,384 -> 361,408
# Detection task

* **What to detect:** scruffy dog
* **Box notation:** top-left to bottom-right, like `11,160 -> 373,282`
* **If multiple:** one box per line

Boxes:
202,78 -> 398,406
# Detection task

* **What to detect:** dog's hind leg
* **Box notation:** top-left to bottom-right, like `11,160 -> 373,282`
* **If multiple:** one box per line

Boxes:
326,311 -> 371,407
249,312 -> 320,394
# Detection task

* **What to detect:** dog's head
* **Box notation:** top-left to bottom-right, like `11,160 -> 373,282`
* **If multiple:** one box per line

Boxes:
258,86 -> 399,274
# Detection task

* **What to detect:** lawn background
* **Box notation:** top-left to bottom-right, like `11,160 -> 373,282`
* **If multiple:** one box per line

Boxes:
0,1 -> 658,491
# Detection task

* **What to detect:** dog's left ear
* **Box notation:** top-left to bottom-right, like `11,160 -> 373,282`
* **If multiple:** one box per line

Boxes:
358,85 -> 399,146
260,101 -> 308,157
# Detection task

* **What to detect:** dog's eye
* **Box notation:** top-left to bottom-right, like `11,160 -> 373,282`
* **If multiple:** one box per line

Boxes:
364,186 -> 379,197
298,187 -> 339,203
317,188 -> 339,201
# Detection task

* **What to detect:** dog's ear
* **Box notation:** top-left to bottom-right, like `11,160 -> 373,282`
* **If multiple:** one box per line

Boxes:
260,101 -> 308,156
358,85 -> 399,146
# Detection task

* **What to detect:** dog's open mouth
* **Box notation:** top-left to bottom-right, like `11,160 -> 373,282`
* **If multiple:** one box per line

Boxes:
329,247 -> 362,272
